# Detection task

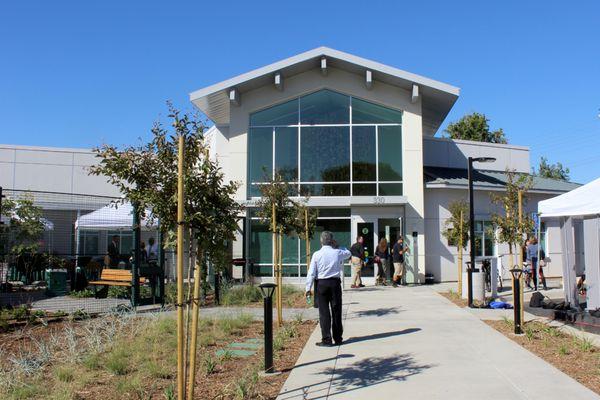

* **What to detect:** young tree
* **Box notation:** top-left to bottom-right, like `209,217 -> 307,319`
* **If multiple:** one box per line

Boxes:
90,104 -> 242,398
534,156 -> 570,181
442,200 -> 469,295
255,173 -> 303,326
490,169 -> 534,268
91,105 -> 242,273
445,112 -> 507,144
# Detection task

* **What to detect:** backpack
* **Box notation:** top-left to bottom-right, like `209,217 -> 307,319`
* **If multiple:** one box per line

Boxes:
529,291 -> 544,308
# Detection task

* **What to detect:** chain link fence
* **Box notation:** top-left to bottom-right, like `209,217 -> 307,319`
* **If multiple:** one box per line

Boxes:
0,188 -> 168,314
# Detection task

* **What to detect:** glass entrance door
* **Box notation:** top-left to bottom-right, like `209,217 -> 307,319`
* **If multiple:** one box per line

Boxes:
357,222 -> 375,278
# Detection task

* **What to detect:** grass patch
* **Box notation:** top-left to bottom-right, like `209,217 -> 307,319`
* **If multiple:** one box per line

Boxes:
221,285 -> 262,306
54,367 -> 74,383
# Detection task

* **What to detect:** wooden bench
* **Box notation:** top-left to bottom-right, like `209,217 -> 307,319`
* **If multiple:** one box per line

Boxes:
89,269 -> 146,287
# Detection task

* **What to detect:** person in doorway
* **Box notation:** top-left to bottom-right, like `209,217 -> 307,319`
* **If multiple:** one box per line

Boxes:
305,231 -> 352,347
350,236 -> 365,288
375,238 -> 390,286
527,237 -> 544,291
107,235 -> 120,267
147,236 -> 158,263
392,236 -> 407,287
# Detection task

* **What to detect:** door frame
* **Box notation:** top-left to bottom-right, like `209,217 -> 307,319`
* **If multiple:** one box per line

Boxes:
351,207 -> 405,285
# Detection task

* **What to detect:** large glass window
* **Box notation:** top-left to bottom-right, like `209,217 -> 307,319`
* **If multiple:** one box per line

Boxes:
248,89 -> 402,197
275,127 -> 298,181
474,221 -> 495,257
300,89 -> 349,125
301,126 -> 350,182
248,208 -> 351,278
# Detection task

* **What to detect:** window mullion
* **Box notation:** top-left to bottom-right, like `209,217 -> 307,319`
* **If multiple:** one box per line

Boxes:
375,125 -> 379,196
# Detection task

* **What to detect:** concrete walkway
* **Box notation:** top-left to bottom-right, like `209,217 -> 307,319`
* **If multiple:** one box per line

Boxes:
277,285 -> 599,400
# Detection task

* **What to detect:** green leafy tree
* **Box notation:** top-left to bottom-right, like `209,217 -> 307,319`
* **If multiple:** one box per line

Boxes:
1,194 -> 46,282
445,112 -> 507,144
442,200 -> 470,250
534,156 -> 570,181
90,104 -> 242,282
490,169 -> 534,267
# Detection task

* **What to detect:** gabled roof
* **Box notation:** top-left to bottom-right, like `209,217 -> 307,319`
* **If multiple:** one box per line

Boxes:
424,167 -> 581,194
190,47 -> 460,135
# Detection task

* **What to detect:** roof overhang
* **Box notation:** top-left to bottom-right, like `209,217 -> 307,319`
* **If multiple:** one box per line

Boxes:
190,47 -> 460,135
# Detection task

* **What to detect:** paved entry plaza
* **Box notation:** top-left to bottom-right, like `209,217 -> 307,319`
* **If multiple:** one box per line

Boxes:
277,285 -> 599,400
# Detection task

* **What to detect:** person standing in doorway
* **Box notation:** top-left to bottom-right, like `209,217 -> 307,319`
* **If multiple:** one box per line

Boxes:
375,238 -> 390,286
306,231 -> 352,347
392,236 -> 406,287
350,236 -> 365,288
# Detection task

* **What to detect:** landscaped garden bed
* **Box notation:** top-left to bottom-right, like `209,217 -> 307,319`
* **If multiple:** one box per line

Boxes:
487,319 -> 600,395
0,309 -> 315,399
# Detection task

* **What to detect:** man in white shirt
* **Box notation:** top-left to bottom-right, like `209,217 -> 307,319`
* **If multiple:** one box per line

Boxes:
306,231 -> 352,347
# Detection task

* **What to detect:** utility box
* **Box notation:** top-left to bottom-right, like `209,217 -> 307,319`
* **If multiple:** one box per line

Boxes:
45,268 -> 68,296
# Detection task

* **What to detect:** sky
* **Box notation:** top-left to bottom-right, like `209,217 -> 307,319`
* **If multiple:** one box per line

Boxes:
0,1 -> 599,183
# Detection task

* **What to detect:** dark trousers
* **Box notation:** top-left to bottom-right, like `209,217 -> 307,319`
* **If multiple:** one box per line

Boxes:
316,278 -> 343,343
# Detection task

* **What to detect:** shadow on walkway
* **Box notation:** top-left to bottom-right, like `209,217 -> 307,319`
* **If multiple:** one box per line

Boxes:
350,307 -> 403,318
282,354 -> 355,372
278,353 -> 432,400
343,328 -> 420,345
322,353 -> 433,395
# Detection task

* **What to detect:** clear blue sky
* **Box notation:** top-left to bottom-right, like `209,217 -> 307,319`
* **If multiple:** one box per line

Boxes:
1,1 -> 599,183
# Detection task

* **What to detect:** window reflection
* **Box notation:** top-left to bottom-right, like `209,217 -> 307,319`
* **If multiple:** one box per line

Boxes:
248,89 -> 403,197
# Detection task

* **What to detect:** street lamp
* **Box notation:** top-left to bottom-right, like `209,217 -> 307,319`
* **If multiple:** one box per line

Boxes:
467,156 -> 496,308
510,268 -> 524,334
259,283 -> 277,373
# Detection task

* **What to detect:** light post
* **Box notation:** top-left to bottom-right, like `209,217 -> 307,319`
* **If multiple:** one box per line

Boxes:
510,268 -> 524,334
259,283 -> 277,373
467,156 -> 496,308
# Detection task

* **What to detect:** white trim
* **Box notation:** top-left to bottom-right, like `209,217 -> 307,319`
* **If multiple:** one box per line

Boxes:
190,46 -> 460,100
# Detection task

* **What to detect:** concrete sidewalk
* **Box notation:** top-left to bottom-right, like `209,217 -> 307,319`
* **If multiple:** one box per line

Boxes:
277,285 -> 599,400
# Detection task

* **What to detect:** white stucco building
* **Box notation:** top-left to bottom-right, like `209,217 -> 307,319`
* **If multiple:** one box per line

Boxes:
189,47 -> 579,284
1,47 -> 579,284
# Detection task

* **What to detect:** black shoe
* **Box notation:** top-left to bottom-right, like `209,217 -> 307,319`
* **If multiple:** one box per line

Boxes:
359,284 -> 365,288
316,341 -> 334,347
334,340 -> 343,346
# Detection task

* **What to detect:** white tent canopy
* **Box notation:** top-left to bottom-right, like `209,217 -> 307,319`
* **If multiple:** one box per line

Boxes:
538,177 -> 600,218
539,178 -> 600,310
75,202 -> 157,231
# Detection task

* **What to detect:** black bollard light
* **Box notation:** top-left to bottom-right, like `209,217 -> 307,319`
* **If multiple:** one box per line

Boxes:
510,268 -> 523,334
259,283 -> 277,373
466,261 -> 473,308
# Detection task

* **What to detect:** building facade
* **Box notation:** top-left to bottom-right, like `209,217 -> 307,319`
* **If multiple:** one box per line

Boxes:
190,47 -> 578,284
1,47 -> 579,284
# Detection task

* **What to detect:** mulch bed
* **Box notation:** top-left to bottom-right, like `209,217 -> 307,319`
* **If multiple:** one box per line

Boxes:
487,319 -> 600,395
439,291 -> 469,308
197,320 -> 316,399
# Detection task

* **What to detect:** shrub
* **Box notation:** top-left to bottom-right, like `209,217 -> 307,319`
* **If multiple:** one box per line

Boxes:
69,289 -> 95,298
55,366 -> 74,383
221,285 -> 262,306
107,286 -> 129,299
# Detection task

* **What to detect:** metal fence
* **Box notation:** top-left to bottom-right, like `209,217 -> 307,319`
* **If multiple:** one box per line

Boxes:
0,188 -> 166,314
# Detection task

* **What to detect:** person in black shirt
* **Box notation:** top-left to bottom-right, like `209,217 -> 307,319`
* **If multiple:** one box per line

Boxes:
350,236 -> 365,288
107,235 -> 120,267
391,236 -> 407,287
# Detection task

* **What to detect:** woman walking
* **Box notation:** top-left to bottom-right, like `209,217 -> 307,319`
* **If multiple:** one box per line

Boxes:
375,238 -> 390,286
